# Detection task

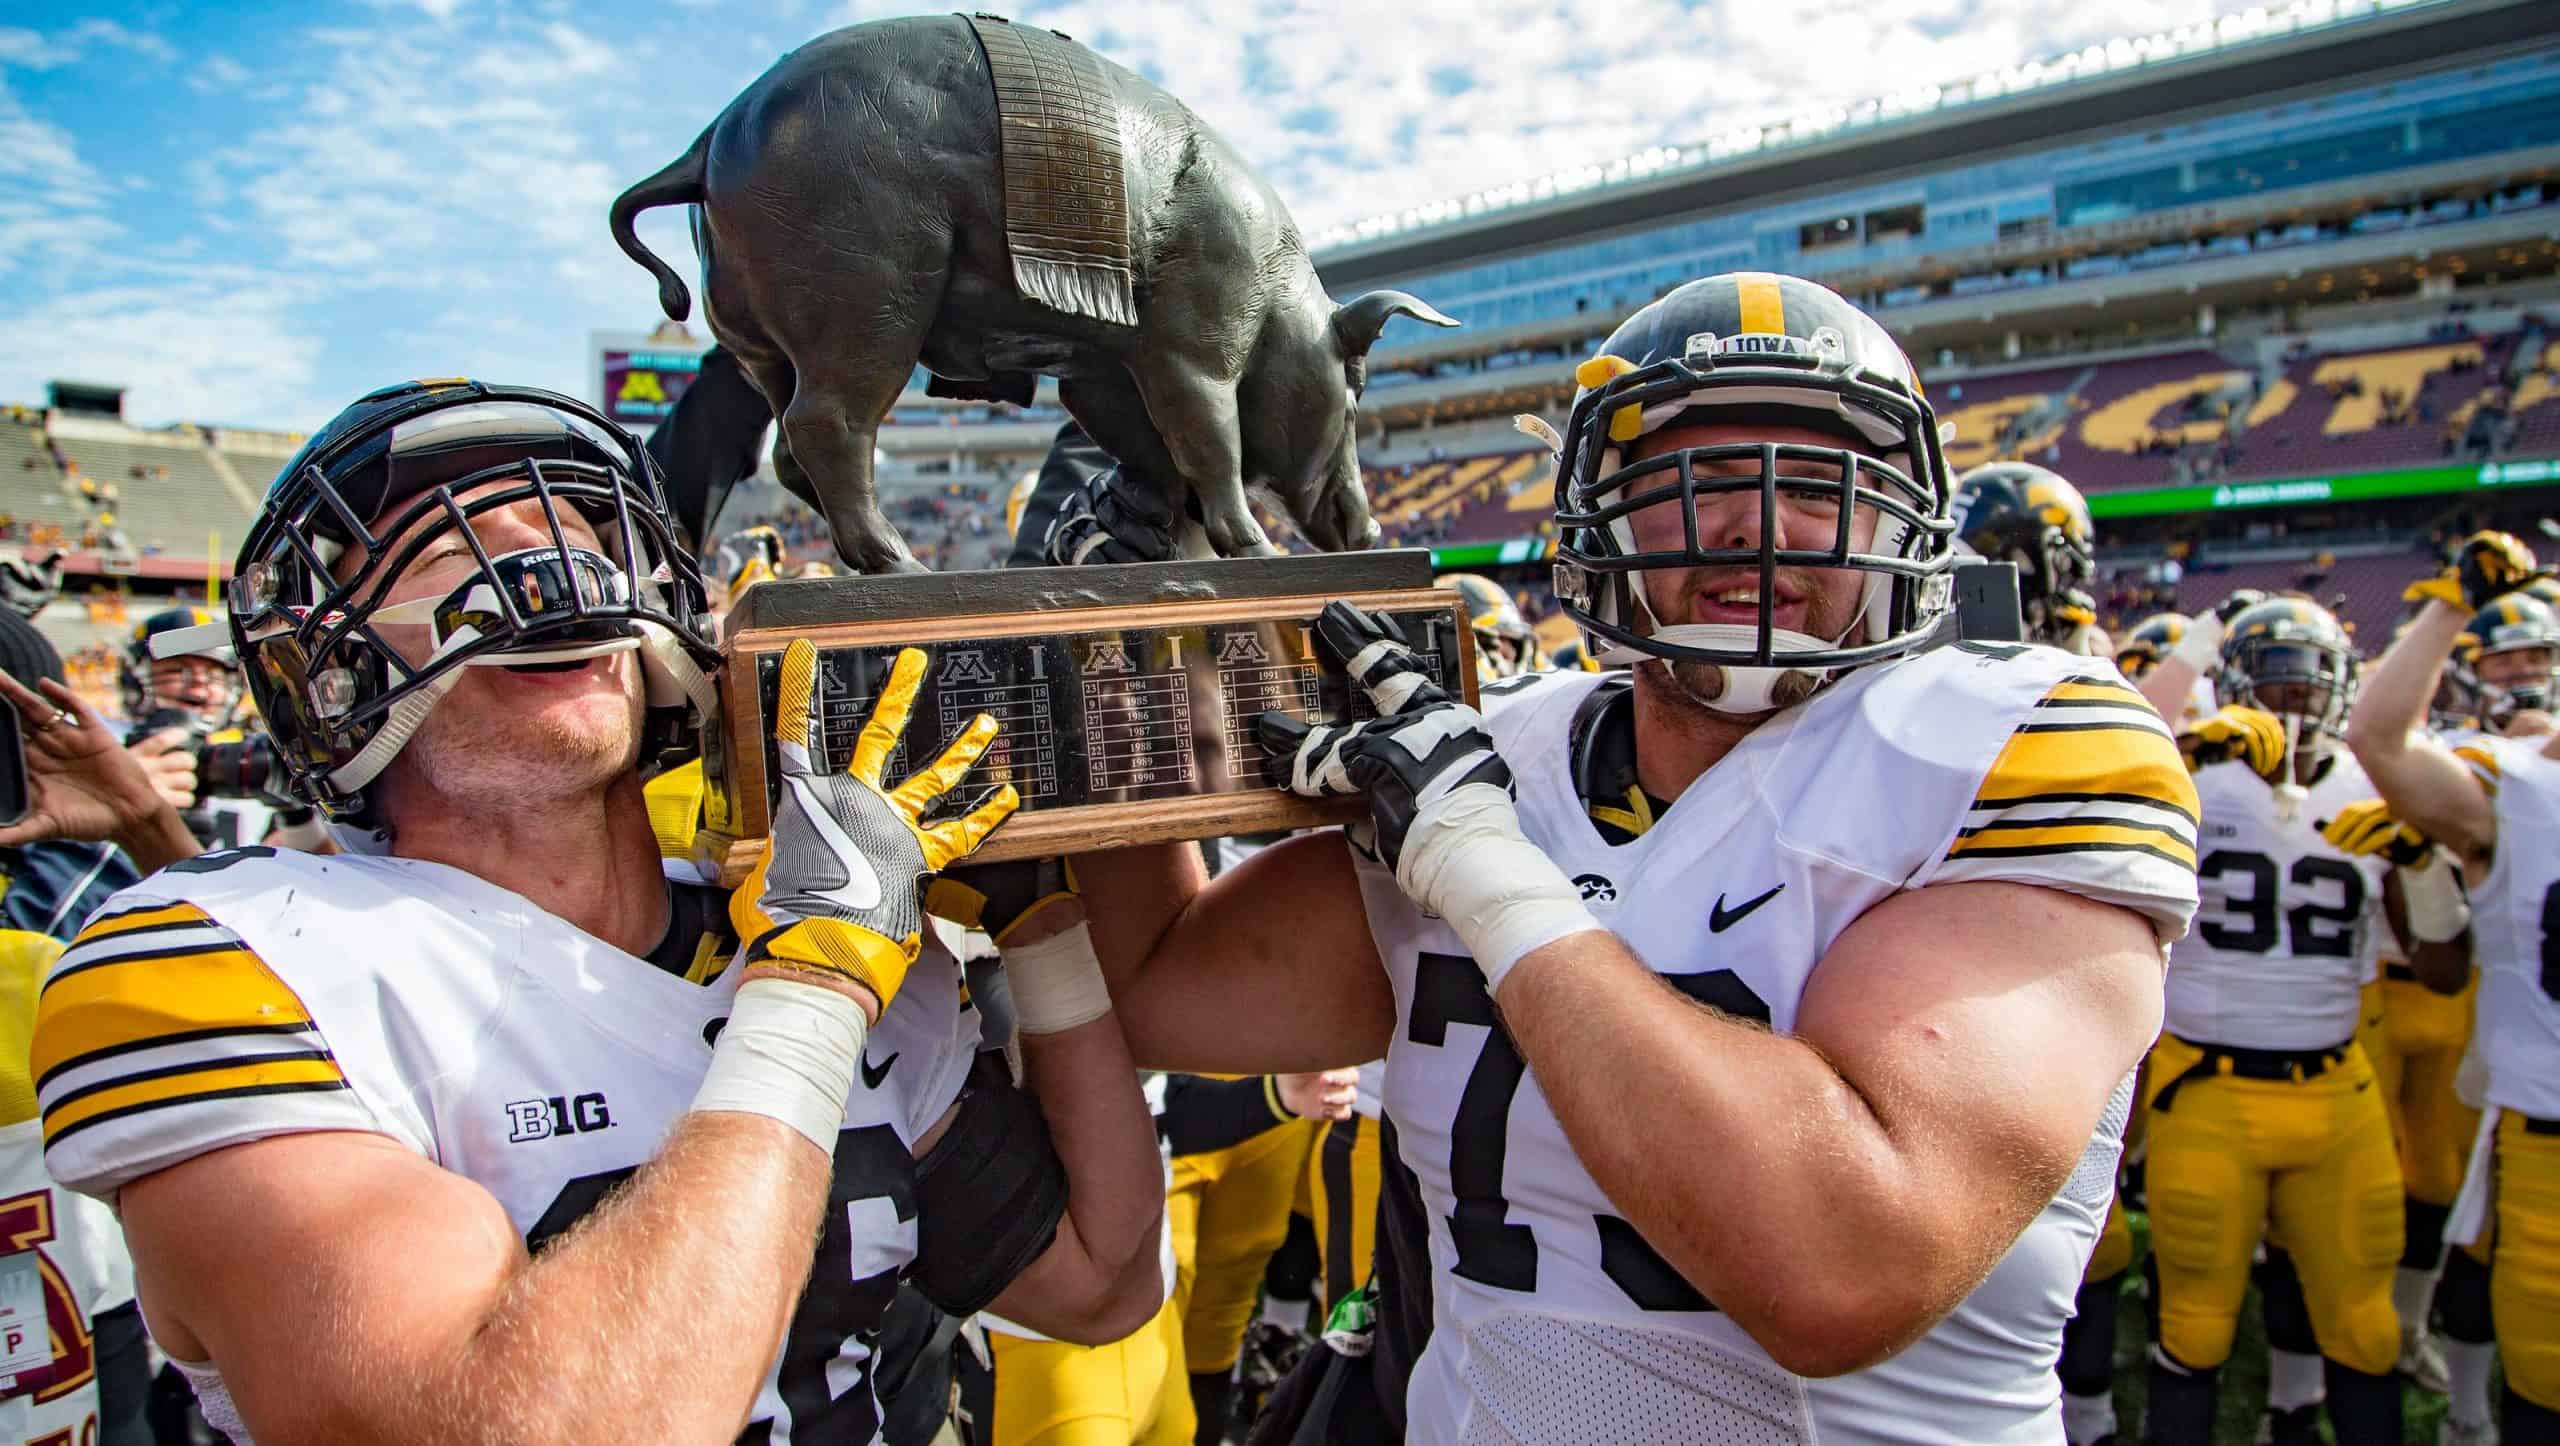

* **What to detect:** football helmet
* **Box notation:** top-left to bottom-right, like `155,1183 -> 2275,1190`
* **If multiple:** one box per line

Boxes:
123,605 -> 239,725
1949,462 -> 2096,646
1435,572 -> 1545,682
2455,592 -> 2560,728
1550,272 -> 1956,712
2115,613 -> 2187,682
228,380 -> 719,828
2216,597 -> 2358,764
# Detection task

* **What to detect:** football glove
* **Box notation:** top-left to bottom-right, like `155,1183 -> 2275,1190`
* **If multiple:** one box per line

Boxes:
2405,530 -> 2543,611
2318,798 -> 2433,868
1039,457 -> 1182,567
732,641 -> 1019,1007
2181,704 -> 2288,782
1254,602 -> 1513,872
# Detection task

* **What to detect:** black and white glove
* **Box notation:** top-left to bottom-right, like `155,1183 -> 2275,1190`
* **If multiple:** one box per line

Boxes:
1256,602 -> 1596,994
1038,462 -> 1182,566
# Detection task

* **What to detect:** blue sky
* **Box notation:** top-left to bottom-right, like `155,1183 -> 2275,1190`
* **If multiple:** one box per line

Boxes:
2,0 -> 2237,432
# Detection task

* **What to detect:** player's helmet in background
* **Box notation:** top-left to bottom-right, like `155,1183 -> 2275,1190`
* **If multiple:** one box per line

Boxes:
2217,597 -> 2359,760
122,605 -> 238,723
229,379 -> 719,829
2454,592 -> 2560,728
2115,613 -> 2187,681
1550,273 -> 1956,712
1435,572 -> 1545,681
1548,635 -> 1605,672
1950,462 -> 2097,646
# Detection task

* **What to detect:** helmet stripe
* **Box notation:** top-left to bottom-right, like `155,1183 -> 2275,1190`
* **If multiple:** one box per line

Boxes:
1736,273 -> 1787,335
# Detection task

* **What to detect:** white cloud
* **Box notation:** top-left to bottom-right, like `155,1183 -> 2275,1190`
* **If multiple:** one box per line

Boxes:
0,283 -> 322,427
188,54 -> 254,95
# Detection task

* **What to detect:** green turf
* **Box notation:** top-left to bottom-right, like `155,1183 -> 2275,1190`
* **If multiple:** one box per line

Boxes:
2106,1211 -> 2458,1443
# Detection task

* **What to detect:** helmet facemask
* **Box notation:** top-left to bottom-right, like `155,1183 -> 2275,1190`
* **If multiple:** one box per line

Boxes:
1554,358 -> 1954,714
234,396 -> 717,831
2218,635 -> 2357,777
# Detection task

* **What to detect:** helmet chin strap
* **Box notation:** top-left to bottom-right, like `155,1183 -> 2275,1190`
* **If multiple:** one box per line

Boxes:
1601,574 -> 1853,715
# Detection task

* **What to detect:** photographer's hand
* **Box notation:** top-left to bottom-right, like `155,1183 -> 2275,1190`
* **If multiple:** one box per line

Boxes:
0,671 -> 201,869
133,728 -> 199,812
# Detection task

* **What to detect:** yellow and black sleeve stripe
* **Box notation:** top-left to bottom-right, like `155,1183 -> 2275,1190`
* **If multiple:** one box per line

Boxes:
34,902 -> 355,1153
2453,742 -> 2501,797
1948,674 -> 2200,870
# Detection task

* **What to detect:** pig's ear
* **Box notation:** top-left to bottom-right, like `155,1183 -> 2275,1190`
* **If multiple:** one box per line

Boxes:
1330,291 -> 1460,358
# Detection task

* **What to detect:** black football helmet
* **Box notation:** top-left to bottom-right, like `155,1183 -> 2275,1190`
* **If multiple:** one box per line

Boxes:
2217,597 -> 2358,762
2454,592 -> 2560,728
228,380 -> 719,829
1950,462 -> 2096,646
1435,572 -> 1545,682
2115,613 -> 2187,682
1550,272 -> 1956,712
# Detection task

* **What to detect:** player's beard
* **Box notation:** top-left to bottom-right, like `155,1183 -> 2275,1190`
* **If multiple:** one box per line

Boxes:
1639,565 -> 1862,717
392,659 -> 646,821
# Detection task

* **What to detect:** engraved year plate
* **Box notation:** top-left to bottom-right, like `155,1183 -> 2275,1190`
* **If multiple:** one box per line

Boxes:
700,552 -> 1474,875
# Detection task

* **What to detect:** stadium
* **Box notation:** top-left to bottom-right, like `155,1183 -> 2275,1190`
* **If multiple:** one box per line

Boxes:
11,0 -> 2560,703
4,3 -> 2560,1441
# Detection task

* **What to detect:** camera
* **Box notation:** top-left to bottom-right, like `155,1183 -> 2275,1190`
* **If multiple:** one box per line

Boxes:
135,709 -> 285,804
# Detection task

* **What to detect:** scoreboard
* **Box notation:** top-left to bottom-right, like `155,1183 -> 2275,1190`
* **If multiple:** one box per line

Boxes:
588,326 -> 709,428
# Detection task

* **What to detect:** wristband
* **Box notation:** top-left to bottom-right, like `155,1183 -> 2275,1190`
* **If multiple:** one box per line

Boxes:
2400,847 -> 2471,944
1001,920 -> 1114,1034
690,977 -> 868,1152
1397,785 -> 1600,995
2169,613 -> 2226,676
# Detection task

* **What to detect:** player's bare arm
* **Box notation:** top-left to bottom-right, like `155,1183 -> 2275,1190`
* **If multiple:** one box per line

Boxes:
1073,832 -> 1393,1075
2344,536 -> 2531,859
942,883 -> 1169,1343
1497,878 -> 2163,1377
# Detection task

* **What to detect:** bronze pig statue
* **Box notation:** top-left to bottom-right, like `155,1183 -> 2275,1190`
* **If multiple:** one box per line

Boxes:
611,12 -> 1455,573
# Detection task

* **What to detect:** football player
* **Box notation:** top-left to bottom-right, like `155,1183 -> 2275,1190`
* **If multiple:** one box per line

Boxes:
2349,530 -> 2560,1441
1072,273 -> 2199,1442
1950,461 -> 2104,653
2145,597 -> 2406,1446
18,381 -> 1169,1443
1434,573 -> 1548,682
2134,587 -> 2270,727
2452,592 -> 2560,737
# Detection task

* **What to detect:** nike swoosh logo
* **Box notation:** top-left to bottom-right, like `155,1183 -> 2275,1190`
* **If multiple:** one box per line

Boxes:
861,1050 -> 899,1090
783,773 -> 882,913
1709,884 -> 1786,933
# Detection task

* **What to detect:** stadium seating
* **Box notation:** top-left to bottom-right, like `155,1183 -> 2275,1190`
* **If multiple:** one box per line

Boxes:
2164,549 -> 2437,648
2233,335 -> 2513,478
47,433 -> 258,557
0,419 -> 91,539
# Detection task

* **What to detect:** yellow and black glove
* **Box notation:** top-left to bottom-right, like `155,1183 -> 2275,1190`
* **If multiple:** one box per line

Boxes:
2405,529 -> 2543,611
2318,798 -> 2433,868
926,857 -> 1080,948
731,641 -> 1019,1006
2181,704 -> 2288,782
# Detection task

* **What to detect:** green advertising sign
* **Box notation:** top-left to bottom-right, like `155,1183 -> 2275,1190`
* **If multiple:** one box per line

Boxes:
1428,456 -> 2560,570
2087,457 -> 2560,520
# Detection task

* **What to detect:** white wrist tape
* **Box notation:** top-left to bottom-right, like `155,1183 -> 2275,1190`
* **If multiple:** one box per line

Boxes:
1002,919 -> 1114,1035
1397,784 -> 1599,995
690,977 -> 868,1152
2170,613 -> 2226,676
2401,847 -> 2472,944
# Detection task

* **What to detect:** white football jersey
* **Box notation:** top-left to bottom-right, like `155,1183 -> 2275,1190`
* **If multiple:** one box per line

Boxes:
35,847 -> 981,1445
0,932 -> 129,1446
2453,735 -> 2560,1119
1362,647 -> 2198,1446
2167,754 -> 2389,1050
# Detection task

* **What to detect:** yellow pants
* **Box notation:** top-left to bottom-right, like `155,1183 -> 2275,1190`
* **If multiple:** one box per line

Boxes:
1311,1112 -> 1384,1314
2143,1035 -> 2404,1374
2493,1112 -> 2560,1410
2374,972 -> 2482,1205
1168,1116 -> 1318,1374
988,1292 -> 1195,1446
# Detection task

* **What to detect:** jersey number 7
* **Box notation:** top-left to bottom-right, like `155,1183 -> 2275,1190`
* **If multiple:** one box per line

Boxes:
1408,952 -> 1767,1312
